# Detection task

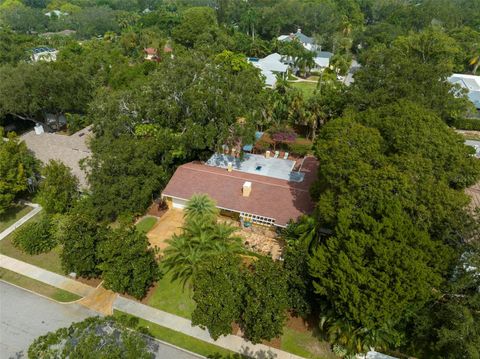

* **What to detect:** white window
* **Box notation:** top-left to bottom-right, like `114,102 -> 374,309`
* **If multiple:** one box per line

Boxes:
240,212 -> 275,226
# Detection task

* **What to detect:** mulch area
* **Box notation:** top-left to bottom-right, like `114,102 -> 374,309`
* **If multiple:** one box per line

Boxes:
146,201 -> 169,217
75,276 -> 102,288
120,282 -> 158,305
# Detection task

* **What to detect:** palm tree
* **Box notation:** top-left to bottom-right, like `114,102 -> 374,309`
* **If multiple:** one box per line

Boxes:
470,54 -> 479,74
282,215 -> 319,252
163,219 -> 245,286
184,194 -> 219,224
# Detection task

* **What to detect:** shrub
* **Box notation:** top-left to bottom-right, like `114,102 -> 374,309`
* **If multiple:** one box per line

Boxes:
66,113 -> 90,134
451,118 -> 480,131
288,139 -> 312,156
12,216 -> 56,255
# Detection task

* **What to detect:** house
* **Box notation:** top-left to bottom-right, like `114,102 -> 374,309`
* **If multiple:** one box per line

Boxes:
31,47 -> 58,62
162,153 -> 318,228
21,125 -> 93,189
45,9 -> 68,17
448,73 -> 480,110
313,51 -> 333,69
249,53 -> 289,87
278,29 -> 319,52
144,48 -> 159,62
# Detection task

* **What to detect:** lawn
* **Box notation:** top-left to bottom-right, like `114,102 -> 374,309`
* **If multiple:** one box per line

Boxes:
113,311 -> 244,358
147,271 -> 196,319
0,205 -> 32,232
289,81 -> 317,99
0,234 -> 64,274
136,216 -> 158,233
281,327 -> 337,359
0,268 -> 80,302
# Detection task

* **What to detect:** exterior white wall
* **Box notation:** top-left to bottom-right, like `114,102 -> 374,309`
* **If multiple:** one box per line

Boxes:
172,198 -> 187,209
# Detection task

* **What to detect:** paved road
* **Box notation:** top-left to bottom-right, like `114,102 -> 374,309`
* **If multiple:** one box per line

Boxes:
0,281 -> 97,358
0,282 -> 201,359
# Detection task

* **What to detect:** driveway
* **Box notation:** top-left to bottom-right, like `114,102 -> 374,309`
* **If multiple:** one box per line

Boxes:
147,209 -> 184,250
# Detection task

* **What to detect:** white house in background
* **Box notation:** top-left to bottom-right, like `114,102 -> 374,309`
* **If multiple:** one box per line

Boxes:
313,51 -> 334,69
249,53 -> 289,87
278,29 -> 320,52
45,9 -> 68,17
31,47 -> 58,62
448,73 -> 480,110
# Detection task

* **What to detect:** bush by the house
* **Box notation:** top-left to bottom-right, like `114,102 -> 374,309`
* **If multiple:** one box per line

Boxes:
288,139 -> 312,156
451,118 -> 480,131
12,215 -> 56,255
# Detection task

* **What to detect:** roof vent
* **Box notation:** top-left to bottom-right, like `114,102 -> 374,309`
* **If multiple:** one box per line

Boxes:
243,181 -> 252,197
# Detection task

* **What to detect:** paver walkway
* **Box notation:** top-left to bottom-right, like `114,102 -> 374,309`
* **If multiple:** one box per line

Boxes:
78,285 -> 117,315
0,203 -> 42,241
0,254 -> 305,359
0,255 -> 94,297
147,209 -> 184,250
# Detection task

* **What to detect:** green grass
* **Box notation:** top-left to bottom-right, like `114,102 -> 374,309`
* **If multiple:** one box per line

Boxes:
114,311 -> 244,358
147,272 -> 196,319
281,327 -> 336,359
0,205 -> 32,232
136,216 -> 158,233
0,268 -> 81,302
0,209 -> 63,274
0,234 -> 64,274
289,81 -> 317,99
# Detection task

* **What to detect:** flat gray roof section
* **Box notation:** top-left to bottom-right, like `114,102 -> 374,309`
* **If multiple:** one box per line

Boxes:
206,153 -> 305,182
21,126 -> 92,189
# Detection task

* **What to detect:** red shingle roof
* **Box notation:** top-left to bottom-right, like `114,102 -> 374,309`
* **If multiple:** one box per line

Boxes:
162,157 -> 318,226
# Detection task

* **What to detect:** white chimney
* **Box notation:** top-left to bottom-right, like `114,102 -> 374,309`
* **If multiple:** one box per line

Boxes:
243,181 -> 252,197
34,123 -> 44,135
227,162 -> 233,172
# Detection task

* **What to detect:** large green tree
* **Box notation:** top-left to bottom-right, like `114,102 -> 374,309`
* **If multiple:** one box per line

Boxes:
98,226 -> 159,299
192,253 -> 243,340
37,160 -> 79,214
240,257 -> 289,344
0,130 -> 38,214
56,211 -> 106,277
308,101 -> 480,351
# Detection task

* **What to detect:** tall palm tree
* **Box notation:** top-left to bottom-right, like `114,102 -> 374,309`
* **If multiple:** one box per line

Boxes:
163,219 -> 245,287
184,194 -> 219,224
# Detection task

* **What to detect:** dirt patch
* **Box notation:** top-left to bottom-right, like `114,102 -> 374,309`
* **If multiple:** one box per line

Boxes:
75,276 -> 102,288
286,313 -> 311,333
262,336 -> 281,349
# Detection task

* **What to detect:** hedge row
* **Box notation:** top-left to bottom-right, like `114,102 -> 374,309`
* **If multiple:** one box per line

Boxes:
452,118 -> 480,131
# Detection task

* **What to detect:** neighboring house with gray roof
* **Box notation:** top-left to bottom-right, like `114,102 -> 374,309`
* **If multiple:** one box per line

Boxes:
249,53 -> 289,87
278,29 -> 319,52
21,125 -> 92,189
448,73 -> 480,110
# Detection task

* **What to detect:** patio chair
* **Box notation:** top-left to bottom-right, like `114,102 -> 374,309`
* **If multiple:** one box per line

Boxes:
283,152 -> 289,160
274,150 -> 279,158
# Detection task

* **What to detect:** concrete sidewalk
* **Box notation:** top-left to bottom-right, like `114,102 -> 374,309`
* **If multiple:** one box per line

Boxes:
0,203 -> 42,241
114,296 -> 305,359
0,255 -> 94,297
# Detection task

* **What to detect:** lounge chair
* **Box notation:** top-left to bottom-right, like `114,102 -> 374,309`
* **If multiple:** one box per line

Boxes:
274,150 -> 279,158
283,152 -> 289,160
